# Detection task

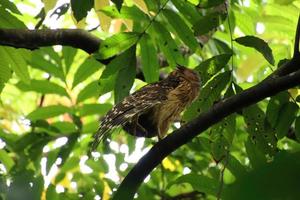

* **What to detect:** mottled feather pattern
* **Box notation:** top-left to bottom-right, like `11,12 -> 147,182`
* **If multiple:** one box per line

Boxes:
91,66 -> 200,151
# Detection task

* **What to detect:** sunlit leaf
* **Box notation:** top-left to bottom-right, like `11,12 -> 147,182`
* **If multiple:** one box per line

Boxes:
62,46 -> 77,74
0,47 -> 30,84
94,0 -> 111,32
162,9 -> 199,51
100,5 -> 148,22
195,53 -> 232,84
51,121 -> 77,134
0,0 -> 21,14
16,80 -> 69,96
184,71 -> 231,121
0,61 -> 12,93
169,173 -> 218,195
235,36 -> 275,65
139,34 -> 159,83
96,32 -> 139,60
30,50 -> 65,80
132,0 -> 148,13
193,12 -> 225,36
114,46 -> 136,103
77,103 -> 112,117
72,57 -> 102,88
151,21 -> 185,67
43,0 -> 58,13
0,149 -> 14,172
27,105 -> 71,121
171,0 -> 201,24
0,7 -> 26,28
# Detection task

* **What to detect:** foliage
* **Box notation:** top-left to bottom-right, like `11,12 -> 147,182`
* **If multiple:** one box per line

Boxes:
0,0 -> 299,200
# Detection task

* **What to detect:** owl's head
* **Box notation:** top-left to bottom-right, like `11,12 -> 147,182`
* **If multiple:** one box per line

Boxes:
171,66 -> 201,86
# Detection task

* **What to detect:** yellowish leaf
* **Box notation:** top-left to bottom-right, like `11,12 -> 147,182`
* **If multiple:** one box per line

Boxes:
132,0 -> 148,13
71,13 -> 86,28
43,0 -> 58,13
236,53 -> 266,82
94,0 -> 111,32
162,157 -> 176,171
102,181 -> 111,200
123,19 -> 133,31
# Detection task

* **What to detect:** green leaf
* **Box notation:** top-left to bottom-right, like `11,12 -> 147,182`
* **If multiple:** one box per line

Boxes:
274,0 -> 295,5
72,57 -> 102,88
195,53 -> 232,84
295,117 -> 300,141
139,34 -> 159,83
57,134 -> 80,169
266,91 -> 289,127
223,151 -> 300,200
96,32 -> 140,60
0,47 -> 30,84
235,36 -> 275,65
71,0 -> 94,21
0,60 -> 12,93
27,105 -> 71,121
0,7 -> 26,28
226,154 -> 247,178
51,121 -> 77,134
151,21 -> 185,67
0,0 -> 22,14
184,71 -> 231,121
30,50 -> 65,80
114,46 -> 136,103
245,138 -> 267,168
169,174 -> 218,195
0,149 -> 14,172
62,46 -> 77,74
275,102 -> 298,139
162,9 -> 199,51
197,0 -> 226,8
46,184 -> 59,200
100,5 -> 149,22
16,79 -> 69,97
193,12 -> 225,36
77,103 -> 112,117
243,105 -> 277,155
171,0 -> 201,24
111,0 -> 123,11
77,81 -> 101,103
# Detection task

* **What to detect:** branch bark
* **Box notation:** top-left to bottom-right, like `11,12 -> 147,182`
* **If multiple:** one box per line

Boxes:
0,29 -> 101,54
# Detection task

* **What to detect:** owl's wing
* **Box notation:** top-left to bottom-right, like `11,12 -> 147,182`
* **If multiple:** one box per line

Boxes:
90,83 -> 171,151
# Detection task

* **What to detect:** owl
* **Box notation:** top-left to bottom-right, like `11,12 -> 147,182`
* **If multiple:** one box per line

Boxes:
91,66 -> 201,150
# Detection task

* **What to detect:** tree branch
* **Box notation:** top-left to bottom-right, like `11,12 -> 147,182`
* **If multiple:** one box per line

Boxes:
112,55 -> 300,199
0,29 -> 101,54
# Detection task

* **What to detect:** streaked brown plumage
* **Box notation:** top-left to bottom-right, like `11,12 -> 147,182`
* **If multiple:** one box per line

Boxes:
91,66 -> 201,150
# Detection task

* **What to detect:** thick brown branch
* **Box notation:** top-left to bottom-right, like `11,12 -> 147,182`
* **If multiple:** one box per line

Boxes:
0,29 -> 101,54
112,56 -> 300,200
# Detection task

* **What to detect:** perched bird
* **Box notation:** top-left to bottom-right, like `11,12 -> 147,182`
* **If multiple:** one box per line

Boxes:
91,66 -> 201,151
